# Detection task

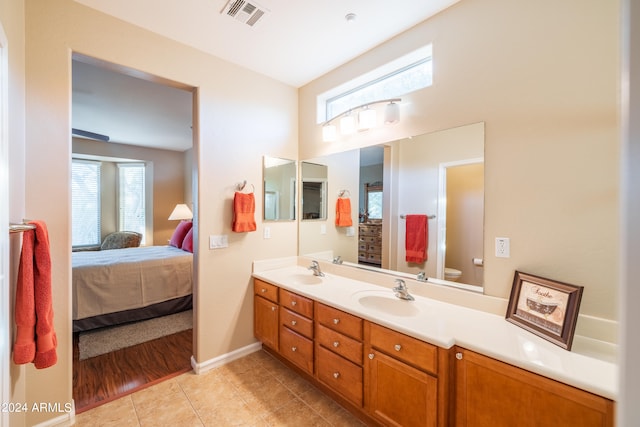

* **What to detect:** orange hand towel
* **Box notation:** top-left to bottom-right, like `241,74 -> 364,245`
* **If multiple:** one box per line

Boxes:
14,220 -> 57,369
335,198 -> 353,227
405,215 -> 428,264
232,192 -> 257,232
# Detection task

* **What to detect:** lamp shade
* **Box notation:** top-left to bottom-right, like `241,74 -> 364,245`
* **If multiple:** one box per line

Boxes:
322,124 -> 337,142
384,102 -> 400,124
168,203 -> 193,220
358,107 -> 377,130
340,114 -> 356,135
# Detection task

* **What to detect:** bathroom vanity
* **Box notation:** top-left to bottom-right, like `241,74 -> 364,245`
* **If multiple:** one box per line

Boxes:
252,262 -> 615,427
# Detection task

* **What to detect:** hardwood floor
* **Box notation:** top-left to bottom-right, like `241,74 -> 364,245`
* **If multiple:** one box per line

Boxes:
73,329 -> 193,413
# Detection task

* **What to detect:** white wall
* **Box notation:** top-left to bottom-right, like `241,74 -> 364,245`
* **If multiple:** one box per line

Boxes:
300,0 -> 619,343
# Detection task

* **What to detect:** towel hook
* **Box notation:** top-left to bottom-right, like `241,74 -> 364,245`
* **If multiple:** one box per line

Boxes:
338,189 -> 351,198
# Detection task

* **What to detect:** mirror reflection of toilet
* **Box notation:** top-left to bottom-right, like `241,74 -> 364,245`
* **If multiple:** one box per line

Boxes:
444,268 -> 462,282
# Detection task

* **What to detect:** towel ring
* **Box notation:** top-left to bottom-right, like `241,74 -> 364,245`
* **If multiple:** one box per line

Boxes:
237,181 -> 255,193
338,189 -> 351,198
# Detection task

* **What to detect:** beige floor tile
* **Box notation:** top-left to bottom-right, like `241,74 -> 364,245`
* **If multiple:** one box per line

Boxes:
299,386 -> 351,422
236,375 -> 297,416
262,398 -> 331,427
131,378 -> 203,427
74,396 -> 140,427
196,395 -> 266,427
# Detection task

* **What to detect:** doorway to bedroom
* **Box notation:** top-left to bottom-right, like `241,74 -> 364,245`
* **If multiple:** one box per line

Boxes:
70,54 -> 197,412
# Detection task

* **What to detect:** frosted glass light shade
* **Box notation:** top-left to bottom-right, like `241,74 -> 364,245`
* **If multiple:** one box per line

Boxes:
385,102 -> 400,124
322,124 -> 337,142
168,203 -> 193,220
340,114 -> 356,135
358,107 -> 377,130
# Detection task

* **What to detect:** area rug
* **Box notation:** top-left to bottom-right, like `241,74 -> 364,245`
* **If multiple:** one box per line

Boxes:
78,310 -> 192,360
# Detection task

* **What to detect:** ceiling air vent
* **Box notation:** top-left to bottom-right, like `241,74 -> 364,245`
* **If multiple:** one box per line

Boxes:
222,0 -> 268,27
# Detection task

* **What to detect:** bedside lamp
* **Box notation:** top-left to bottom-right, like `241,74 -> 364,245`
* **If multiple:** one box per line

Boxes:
168,203 -> 193,221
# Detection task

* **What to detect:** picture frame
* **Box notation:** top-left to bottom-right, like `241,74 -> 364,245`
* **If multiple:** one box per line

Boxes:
506,271 -> 583,350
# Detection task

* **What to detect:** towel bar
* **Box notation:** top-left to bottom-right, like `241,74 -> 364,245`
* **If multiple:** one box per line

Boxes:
9,223 -> 36,234
400,214 -> 436,220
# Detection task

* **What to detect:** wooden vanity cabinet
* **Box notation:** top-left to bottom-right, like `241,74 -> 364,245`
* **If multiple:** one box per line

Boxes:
253,279 -> 279,350
279,289 -> 314,375
365,322 -> 448,427
454,347 -> 614,427
315,303 -> 364,407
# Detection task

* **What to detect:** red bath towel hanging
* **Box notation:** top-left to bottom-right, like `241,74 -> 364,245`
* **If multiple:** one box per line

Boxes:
405,214 -> 428,263
13,220 -> 57,369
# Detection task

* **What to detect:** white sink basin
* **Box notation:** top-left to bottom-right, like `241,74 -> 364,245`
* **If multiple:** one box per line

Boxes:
288,273 -> 324,285
351,290 -> 421,317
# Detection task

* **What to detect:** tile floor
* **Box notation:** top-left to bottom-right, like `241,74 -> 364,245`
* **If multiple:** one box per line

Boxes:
74,349 -> 367,426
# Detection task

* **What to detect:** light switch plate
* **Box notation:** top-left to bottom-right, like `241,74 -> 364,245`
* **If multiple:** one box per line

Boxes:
209,234 -> 228,249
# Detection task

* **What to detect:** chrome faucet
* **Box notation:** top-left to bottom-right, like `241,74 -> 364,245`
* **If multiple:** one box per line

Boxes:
393,278 -> 414,301
416,271 -> 427,282
308,260 -> 325,277
332,256 -> 343,265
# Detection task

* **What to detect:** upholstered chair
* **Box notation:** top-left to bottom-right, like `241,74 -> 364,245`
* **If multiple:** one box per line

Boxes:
100,231 -> 142,250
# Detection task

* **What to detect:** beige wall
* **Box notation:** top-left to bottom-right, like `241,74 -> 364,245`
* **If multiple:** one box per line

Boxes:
73,137 -> 188,245
20,0 -> 298,424
299,0 -> 619,340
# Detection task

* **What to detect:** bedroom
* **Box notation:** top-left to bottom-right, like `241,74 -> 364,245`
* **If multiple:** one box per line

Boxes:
70,58 -> 196,401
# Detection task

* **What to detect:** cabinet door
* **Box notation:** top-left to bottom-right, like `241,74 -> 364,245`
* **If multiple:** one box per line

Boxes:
254,295 -> 279,350
367,350 -> 438,427
455,348 -> 614,427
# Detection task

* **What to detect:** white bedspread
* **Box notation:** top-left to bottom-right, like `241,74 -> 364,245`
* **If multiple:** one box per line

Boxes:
72,245 -> 193,320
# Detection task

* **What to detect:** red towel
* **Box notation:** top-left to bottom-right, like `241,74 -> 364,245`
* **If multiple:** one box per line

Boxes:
232,192 -> 257,232
335,198 -> 352,227
13,220 -> 57,369
405,215 -> 428,263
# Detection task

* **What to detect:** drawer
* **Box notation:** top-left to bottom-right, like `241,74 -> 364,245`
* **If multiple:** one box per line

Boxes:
369,322 -> 437,374
280,289 -> 313,318
367,244 -> 381,253
281,307 -> 313,339
316,324 -> 362,365
280,325 -> 313,375
316,345 -> 363,407
316,303 -> 363,340
254,279 -> 278,303
366,253 -> 381,263
358,242 -> 368,251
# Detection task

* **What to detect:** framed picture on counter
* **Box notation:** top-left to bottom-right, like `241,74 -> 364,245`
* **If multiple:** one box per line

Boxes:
506,271 -> 583,350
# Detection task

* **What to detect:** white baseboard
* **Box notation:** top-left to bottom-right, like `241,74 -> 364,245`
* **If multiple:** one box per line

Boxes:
190,342 -> 263,374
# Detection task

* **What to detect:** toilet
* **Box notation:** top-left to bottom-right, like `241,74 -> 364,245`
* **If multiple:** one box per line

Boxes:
444,267 -> 462,282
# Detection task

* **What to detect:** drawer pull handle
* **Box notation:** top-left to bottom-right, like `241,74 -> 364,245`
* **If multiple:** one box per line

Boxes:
368,353 -> 375,360
456,352 -> 463,360
333,372 -> 340,379
271,306 -> 276,311
291,320 -> 297,326
291,346 -> 297,352
394,344 -> 402,352
333,341 -> 340,348
333,318 -> 340,325
291,301 -> 297,306
261,288 -> 267,293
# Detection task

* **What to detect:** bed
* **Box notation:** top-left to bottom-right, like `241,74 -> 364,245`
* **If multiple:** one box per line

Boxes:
72,245 -> 193,332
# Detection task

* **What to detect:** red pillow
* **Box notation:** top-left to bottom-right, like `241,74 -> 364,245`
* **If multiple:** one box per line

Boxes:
181,228 -> 193,253
169,220 -> 192,248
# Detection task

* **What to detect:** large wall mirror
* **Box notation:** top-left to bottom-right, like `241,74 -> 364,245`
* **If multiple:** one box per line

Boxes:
263,156 -> 297,221
299,122 -> 485,289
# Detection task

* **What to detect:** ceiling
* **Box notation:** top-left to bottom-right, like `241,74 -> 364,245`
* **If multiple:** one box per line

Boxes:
71,0 -> 459,151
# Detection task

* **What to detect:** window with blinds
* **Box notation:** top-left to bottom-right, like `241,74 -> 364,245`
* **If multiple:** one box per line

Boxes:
118,163 -> 146,244
72,159 -> 101,247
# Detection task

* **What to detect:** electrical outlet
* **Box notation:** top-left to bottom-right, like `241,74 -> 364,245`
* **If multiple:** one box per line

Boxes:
495,237 -> 510,258
209,235 -> 228,249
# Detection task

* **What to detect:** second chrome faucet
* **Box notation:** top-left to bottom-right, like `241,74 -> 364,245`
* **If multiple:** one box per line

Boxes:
308,260 -> 325,277
393,278 -> 414,301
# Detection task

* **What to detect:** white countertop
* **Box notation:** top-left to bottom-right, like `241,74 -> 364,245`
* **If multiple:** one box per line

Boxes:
252,263 -> 618,400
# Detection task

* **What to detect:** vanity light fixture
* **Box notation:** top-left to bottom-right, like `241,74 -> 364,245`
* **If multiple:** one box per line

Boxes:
168,203 -> 193,221
321,98 -> 401,142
